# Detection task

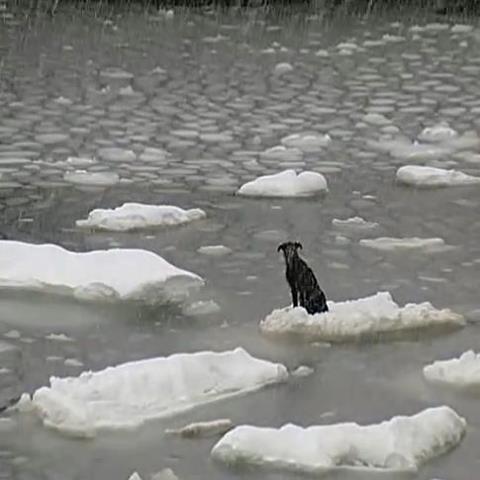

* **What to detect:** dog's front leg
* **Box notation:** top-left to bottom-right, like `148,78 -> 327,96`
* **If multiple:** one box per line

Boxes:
290,286 -> 298,307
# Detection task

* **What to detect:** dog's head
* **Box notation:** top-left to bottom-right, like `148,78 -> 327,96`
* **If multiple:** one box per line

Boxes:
277,241 -> 302,261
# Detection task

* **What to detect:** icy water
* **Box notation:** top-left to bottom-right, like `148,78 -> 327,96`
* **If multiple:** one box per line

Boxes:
1,3 -> 480,480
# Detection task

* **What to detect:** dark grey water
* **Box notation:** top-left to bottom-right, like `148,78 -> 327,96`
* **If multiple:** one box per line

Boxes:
1,3 -> 480,480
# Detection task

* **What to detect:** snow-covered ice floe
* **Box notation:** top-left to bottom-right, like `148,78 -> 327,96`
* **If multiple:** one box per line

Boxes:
332,216 -> 379,231
260,292 -> 465,342
359,237 -> 452,253
0,240 -> 202,303
396,165 -> 480,188
75,203 -> 206,231
19,348 -> 287,437
237,170 -> 328,197
211,406 -> 466,475
424,350 -> 480,389
165,418 -> 234,438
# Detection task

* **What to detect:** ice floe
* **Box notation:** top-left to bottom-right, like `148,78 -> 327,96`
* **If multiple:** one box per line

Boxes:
211,406 -> 466,475
165,418 -> 234,438
359,237 -> 452,253
260,292 -> 465,342
20,348 -> 287,437
238,170 -> 328,197
424,350 -> 480,389
396,165 -> 480,188
332,216 -> 379,231
64,170 -> 120,188
197,245 -> 232,256
97,147 -> 136,163
0,240 -> 202,303
75,203 -> 206,231
182,300 -> 221,316
273,62 -> 293,75
280,133 -> 331,151
418,124 -> 458,143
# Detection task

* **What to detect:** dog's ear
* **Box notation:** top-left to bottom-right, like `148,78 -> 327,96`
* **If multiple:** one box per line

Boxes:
294,242 -> 303,250
277,243 -> 285,252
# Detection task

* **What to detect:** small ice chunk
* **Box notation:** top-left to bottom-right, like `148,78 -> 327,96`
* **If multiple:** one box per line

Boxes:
211,407 -> 466,475
260,292 -> 464,342
97,148 -> 136,163
197,245 -> 231,256
332,217 -> 379,230
45,333 -> 73,342
359,237 -> 451,253
273,62 -> 293,75
260,145 -> 303,161
292,365 -> 314,377
4,330 -> 21,339
128,473 -> 143,480
64,170 -> 120,187
363,113 -> 391,126
64,358 -> 84,367
165,418 -> 234,438
424,350 -> 480,389
66,157 -> 96,168
23,348 -> 287,437
451,24 -> 473,33
418,123 -> 458,143
76,203 -> 206,232
238,170 -> 328,197
281,133 -> 331,151
182,300 -> 221,316
396,166 -> 480,188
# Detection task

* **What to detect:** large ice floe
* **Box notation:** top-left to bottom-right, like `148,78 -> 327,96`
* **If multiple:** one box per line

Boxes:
211,406 -> 466,475
237,170 -> 328,197
396,165 -> 480,188
424,351 -> 480,389
359,237 -> 452,253
0,240 -> 202,303
19,348 -> 287,437
75,203 -> 206,231
260,292 -> 465,342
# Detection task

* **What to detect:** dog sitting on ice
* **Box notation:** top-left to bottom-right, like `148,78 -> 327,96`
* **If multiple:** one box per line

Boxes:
277,241 -> 328,314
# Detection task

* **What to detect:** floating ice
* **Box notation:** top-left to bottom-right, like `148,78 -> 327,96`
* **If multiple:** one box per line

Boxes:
197,245 -> 232,256
211,407 -> 466,475
280,133 -> 331,151
99,67 -> 134,80
97,148 -> 136,163
151,469 -> 179,480
396,166 -> 480,188
418,123 -> 458,143
76,203 -> 206,232
367,138 -> 449,160
66,157 -> 97,168
22,348 -> 287,437
260,292 -> 464,342
273,62 -> 293,75
165,418 -> 234,438
363,113 -> 391,126
292,365 -> 314,377
332,217 -> 379,231
424,350 -> 480,389
0,240 -> 202,303
260,145 -> 303,161
64,170 -> 120,187
359,237 -> 451,253
451,24 -> 473,33
238,170 -> 328,197
182,300 -> 221,316
34,133 -> 69,145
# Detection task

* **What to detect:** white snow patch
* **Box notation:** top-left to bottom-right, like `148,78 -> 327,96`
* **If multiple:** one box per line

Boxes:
23,348 -> 287,437
0,240 -> 202,303
359,237 -> 452,253
238,170 -> 328,197
64,170 -> 120,187
76,203 -> 206,232
424,350 -> 480,389
165,418 -> 234,437
396,166 -> 480,188
197,245 -> 232,256
281,133 -> 331,151
260,292 -> 464,342
211,406 -> 466,475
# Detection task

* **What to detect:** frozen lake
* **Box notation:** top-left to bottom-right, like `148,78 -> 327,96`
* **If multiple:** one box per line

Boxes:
1,3 -> 480,479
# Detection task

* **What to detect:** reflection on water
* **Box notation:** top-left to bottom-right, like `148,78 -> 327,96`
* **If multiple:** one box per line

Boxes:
1,2 -> 480,479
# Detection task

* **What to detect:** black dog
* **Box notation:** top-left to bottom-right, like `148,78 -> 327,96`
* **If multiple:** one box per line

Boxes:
277,241 -> 328,314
